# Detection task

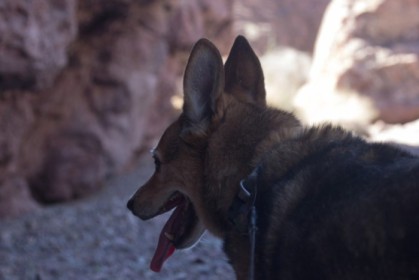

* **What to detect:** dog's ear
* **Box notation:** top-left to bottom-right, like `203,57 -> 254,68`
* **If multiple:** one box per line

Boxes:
224,35 -> 266,107
182,38 -> 224,139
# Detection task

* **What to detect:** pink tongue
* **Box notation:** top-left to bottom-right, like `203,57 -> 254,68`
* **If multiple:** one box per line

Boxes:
150,201 -> 185,272
150,232 -> 175,272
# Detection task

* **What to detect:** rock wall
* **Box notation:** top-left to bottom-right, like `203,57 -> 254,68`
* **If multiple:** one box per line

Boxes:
296,0 -> 419,125
7,0 -> 402,219
0,0 -> 233,217
0,0 -> 77,90
0,0 -> 332,218
234,0 -> 330,53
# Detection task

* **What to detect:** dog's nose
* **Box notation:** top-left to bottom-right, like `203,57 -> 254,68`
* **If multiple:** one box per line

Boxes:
126,198 -> 134,211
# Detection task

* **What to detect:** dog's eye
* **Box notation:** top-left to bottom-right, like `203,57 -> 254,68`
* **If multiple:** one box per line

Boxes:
153,155 -> 161,171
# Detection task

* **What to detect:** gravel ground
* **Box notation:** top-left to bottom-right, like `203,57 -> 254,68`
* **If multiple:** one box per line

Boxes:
0,158 -> 234,280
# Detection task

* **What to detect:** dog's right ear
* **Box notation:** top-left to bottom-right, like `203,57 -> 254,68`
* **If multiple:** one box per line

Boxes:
224,36 -> 266,107
181,38 -> 224,139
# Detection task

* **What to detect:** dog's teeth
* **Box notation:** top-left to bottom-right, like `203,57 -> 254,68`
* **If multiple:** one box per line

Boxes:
164,232 -> 175,241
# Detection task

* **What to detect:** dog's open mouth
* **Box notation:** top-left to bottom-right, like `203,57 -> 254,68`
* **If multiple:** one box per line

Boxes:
150,191 -> 201,272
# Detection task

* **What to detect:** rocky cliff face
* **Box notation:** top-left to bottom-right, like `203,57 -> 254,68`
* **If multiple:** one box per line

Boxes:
234,0 -> 330,53
0,0 -> 419,216
296,0 -> 419,125
6,0 -> 418,219
0,0 -> 332,218
0,0 -> 233,217
0,0 -> 77,91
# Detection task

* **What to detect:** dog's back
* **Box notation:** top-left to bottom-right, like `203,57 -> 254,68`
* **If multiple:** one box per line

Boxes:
243,125 -> 419,279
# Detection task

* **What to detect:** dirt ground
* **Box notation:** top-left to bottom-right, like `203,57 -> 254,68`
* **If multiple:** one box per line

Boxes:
0,157 -> 234,280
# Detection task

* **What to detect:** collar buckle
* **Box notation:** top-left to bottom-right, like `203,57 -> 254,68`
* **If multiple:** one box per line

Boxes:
228,173 -> 257,233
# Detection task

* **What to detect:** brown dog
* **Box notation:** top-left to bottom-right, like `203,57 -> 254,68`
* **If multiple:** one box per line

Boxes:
127,36 -> 419,279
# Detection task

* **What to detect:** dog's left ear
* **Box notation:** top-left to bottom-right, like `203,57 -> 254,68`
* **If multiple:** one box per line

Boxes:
182,38 -> 224,139
224,36 -> 266,107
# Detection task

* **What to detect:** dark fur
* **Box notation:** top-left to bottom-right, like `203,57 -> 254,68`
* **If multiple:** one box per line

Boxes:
127,36 -> 419,280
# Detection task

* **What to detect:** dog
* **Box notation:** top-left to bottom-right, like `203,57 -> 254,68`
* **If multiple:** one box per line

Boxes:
127,35 -> 419,279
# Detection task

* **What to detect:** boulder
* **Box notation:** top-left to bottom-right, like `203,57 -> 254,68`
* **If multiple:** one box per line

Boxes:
261,48 -> 312,111
233,0 -> 330,53
0,0 -> 77,90
0,94 -> 38,217
0,176 -> 39,218
296,0 -> 419,125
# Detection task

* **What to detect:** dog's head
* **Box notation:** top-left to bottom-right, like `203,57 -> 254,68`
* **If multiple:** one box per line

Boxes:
127,36 -> 267,272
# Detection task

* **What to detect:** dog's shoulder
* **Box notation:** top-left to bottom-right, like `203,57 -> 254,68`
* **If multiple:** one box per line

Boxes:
251,124 -> 419,278
258,123 -> 417,179
252,123 -> 419,232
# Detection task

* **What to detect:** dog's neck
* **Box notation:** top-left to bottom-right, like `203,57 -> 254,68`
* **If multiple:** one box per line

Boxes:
197,105 -> 302,237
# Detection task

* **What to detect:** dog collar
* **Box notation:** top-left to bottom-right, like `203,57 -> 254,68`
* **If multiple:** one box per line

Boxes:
228,177 -> 257,233
228,170 -> 259,280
